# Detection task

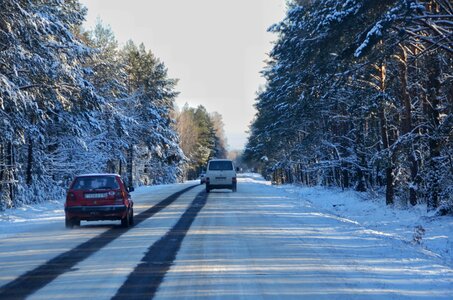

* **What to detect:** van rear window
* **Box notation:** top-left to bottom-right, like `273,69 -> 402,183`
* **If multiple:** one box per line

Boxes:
72,176 -> 119,190
208,161 -> 233,171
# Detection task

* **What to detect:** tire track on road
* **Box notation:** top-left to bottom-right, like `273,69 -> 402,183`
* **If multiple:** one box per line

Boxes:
113,190 -> 208,300
0,185 -> 198,300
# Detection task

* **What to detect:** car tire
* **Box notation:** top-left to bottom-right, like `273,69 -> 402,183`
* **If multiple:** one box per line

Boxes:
121,210 -> 130,228
129,209 -> 134,226
65,216 -> 73,229
206,185 -> 211,193
73,219 -> 80,227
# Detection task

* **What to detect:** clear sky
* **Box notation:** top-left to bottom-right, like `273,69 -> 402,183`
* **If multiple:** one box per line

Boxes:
79,0 -> 286,150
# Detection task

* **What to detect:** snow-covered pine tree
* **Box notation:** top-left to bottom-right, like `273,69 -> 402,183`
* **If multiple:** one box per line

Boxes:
0,0 -> 103,208
119,41 -> 184,186
247,0 -> 452,211
80,21 -> 131,175
0,1 -> 186,210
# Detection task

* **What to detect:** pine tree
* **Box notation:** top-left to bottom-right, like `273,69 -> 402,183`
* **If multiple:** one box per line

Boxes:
175,105 -> 227,180
0,0 -> 102,207
247,0 -> 452,210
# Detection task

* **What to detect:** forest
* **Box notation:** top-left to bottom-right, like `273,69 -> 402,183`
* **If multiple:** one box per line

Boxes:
245,0 -> 452,210
0,0 -> 226,209
176,105 -> 228,180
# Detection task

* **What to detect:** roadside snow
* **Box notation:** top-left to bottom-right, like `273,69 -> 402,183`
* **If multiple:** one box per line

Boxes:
0,175 -> 452,299
1,175 -> 452,267
0,182 -> 194,239
247,176 -> 453,267
157,174 -> 453,299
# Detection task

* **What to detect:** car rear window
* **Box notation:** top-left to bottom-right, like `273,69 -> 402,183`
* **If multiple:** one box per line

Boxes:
72,176 -> 119,190
208,161 -> 233,171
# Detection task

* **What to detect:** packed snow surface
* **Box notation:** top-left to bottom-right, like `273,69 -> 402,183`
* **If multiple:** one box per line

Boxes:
0,174 -> 452,299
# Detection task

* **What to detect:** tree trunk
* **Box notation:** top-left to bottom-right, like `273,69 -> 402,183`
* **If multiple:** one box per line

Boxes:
356,168 -> 366,192
398,45 -> 418,205
342,165 -> 349,189
127,145 -> 134,190
26,137 -> 33,186
295,163 -> 301,183
2,142 -> 16,207
0,143 -> 3,190
425,55 -> 441,211
377,63 -> 394,205
355,119 -> 367,192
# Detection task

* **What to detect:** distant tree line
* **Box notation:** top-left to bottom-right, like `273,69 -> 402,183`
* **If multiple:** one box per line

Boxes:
0,0 -> 184,209
176,105 -> 228,180
245,0 -> 452,211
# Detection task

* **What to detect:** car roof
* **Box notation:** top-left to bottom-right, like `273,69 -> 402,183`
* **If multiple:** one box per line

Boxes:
208,159 -> 232,162
75,173 -> 120,178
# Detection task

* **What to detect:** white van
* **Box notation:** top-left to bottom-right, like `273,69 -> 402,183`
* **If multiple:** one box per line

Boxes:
205,159 -> 237,192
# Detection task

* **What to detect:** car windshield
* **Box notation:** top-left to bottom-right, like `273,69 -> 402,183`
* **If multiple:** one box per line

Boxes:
208,161 -> 233,171
72,176 -> 119,190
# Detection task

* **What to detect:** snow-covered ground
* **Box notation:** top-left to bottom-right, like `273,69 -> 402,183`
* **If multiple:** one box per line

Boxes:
280,184 -> 453,267
0,182 -> 193,239
0,181 -> 187,226
0,174 -> 452,299
0,181 -> 198,298
1,175 -> 452,266
157,174 -> 453,299
241,173 -> 453,267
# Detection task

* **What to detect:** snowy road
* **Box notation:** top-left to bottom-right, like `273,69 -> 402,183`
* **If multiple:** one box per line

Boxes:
0,175 -> 452,299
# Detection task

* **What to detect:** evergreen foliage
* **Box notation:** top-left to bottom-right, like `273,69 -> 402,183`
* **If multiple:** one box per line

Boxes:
246,0 -> 452,211
0,2 -> 184,209
176,105 -> 228,180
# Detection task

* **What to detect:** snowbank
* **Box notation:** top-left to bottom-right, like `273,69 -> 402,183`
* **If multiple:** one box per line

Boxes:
2,175 -> 452,267
244,175 -> 453,267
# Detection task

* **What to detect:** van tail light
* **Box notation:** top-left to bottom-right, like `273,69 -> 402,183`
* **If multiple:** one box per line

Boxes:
232,177 -> 237,183
115,191 -> 124,204
67,192 -> 76,202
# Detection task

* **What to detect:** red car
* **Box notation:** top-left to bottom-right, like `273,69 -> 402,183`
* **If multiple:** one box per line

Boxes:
65,174 -> 134,228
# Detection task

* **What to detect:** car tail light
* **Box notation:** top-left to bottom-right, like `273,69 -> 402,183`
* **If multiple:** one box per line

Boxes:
66,192 -> 76,202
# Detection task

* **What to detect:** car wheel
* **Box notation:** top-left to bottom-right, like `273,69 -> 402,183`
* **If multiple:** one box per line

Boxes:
129,208 -> 134,226
206,185 -> 211,193
65,216 -> 73,229
121,210 -> 130,228
73,219 -> 80,227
